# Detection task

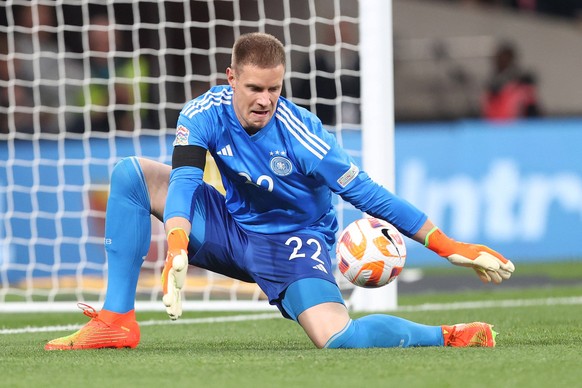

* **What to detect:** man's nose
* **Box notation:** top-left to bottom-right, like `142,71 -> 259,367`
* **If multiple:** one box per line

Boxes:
256,91 -> 270,106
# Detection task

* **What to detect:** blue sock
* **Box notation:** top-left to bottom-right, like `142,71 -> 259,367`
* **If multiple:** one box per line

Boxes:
102,157 -> 151,313
325,315 -> 444,348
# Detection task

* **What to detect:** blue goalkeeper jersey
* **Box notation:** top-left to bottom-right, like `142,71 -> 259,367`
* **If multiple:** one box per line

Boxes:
169,85 -> 426,247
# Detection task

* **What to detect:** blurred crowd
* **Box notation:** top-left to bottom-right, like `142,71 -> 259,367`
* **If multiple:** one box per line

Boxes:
0,3 -> 162,134
481,40 -> 541,120
451,0 -> 582,21
0,1 -> 561,135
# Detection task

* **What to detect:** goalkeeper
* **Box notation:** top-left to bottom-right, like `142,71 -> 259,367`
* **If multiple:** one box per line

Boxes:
46,33 -> 514,351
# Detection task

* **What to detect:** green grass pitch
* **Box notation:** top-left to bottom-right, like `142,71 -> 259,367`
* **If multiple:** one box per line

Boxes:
1,262 -> 581,388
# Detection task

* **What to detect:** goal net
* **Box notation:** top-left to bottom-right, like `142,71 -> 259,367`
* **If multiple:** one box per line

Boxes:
0,0 -> 395,313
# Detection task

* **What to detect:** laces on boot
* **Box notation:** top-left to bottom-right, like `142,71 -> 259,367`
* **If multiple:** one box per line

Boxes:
77,303 -> 98,319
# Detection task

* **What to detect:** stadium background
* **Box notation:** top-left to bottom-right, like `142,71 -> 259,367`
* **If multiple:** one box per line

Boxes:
1,0 -> 581,303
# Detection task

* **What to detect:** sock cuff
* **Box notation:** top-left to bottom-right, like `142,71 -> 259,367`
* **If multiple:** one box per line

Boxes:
324,319 -> 355,349
99,308 -> 135,324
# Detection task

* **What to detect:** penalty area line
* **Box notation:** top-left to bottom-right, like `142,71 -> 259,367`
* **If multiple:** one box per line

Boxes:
0,312 -> 282,335
395,296 -> 582,312
2,296 -> 582,335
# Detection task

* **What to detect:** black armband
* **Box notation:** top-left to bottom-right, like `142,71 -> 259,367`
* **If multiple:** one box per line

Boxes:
172,145 -> 207,170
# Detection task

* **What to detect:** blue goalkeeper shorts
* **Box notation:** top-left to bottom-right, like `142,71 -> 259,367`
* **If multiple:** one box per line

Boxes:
186,183 -> 341,319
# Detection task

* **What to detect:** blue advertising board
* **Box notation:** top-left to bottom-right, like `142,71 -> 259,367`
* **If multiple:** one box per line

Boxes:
395,119 -> 582,265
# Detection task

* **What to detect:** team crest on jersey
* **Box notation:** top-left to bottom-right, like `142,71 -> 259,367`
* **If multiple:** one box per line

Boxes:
270,155 -> 293,176
174,125 -> 189,146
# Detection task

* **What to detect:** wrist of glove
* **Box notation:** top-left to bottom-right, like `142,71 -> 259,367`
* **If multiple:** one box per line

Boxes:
425,227 -> 515,284
161,227 -> 189,320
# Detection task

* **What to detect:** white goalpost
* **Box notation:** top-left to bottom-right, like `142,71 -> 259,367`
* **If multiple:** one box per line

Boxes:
349,0 -> 397,312
0,0 -> 396,313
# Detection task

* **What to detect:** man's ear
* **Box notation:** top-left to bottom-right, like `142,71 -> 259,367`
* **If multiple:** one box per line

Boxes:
226,67 -> 235,89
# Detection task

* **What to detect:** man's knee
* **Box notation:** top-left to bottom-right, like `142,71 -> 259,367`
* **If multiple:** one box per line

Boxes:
110,157 -> 147,199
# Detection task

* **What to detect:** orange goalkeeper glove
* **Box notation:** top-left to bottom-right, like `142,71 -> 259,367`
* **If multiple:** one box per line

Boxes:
161,227 -> 189,320
425,227 -> 515,284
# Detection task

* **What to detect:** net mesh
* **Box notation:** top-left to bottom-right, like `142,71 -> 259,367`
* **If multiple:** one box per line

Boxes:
0,0 -> 364,310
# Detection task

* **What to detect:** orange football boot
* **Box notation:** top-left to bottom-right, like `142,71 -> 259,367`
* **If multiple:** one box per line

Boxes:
442,322 -> 497,347
45,303 -> 140,350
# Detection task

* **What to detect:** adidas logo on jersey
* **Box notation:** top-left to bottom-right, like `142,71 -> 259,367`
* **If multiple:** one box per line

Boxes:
313,264 -> 328,274
217,144 -> 233,156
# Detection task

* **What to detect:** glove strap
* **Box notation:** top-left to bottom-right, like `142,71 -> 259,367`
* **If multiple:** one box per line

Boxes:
424,226 -> 439,247
167,227 -> 189,252
424,227 -> 456,257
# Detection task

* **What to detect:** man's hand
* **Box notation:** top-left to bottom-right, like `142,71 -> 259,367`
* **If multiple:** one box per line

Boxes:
161,228 -> 189,320
425,227 -> 515,284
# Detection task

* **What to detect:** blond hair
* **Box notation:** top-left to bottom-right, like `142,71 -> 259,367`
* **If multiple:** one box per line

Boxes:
231,32 -> 286,72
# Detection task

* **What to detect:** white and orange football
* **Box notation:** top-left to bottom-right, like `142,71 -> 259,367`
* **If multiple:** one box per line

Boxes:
336,217 -> 406,288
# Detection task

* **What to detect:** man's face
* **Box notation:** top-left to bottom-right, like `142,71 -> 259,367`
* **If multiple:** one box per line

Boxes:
227,64 -> 284,133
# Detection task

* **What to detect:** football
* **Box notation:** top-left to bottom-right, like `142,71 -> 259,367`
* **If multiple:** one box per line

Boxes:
336,217 -> 406,288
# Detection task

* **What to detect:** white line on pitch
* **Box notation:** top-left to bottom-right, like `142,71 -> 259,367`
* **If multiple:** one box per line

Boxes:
2,296 -> 582,335
0,313 -> 282,335
395,296 -> 582,312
